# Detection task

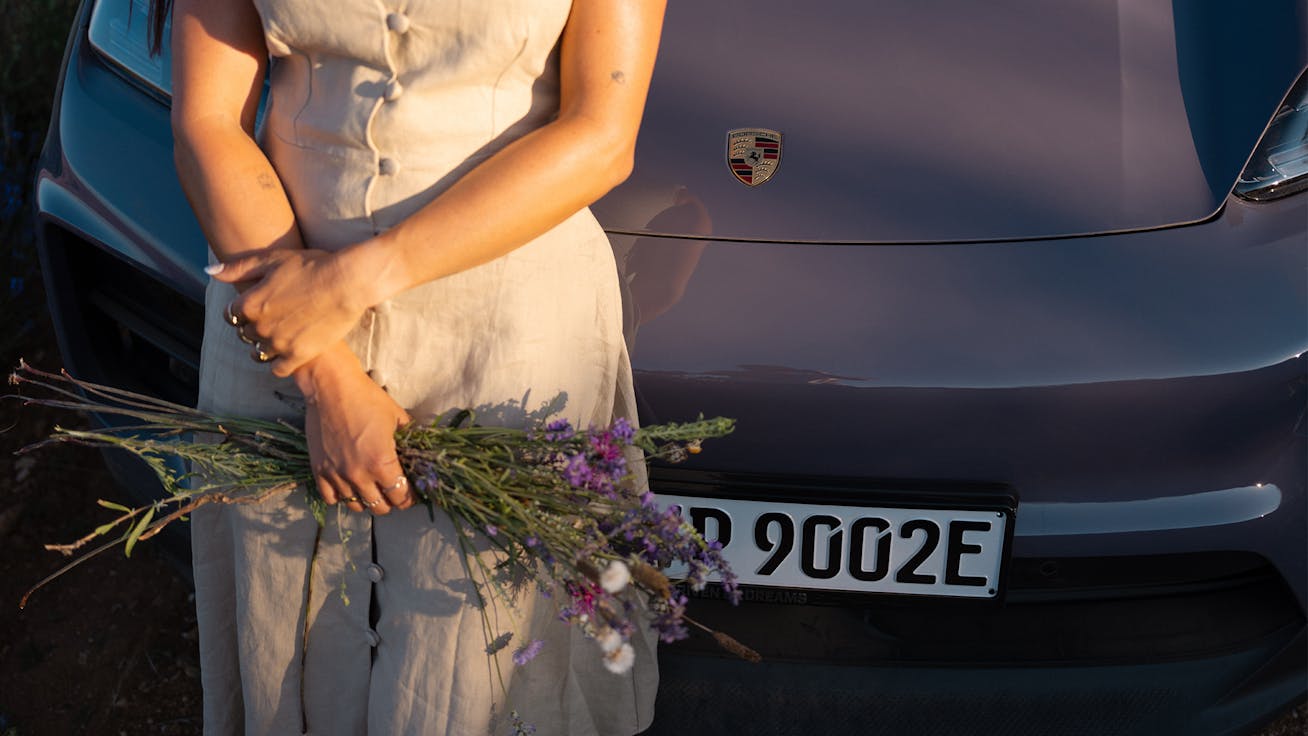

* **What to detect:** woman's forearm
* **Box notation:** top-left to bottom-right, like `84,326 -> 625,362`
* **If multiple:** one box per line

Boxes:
342,114 -> 631,308
173,116 -> 304,261
340,0 -> 665,308
174,117 -> 363,388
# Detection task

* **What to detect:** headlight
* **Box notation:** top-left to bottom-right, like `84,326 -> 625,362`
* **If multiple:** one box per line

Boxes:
87,0 -> 172,98
1235,71 -> 1308,201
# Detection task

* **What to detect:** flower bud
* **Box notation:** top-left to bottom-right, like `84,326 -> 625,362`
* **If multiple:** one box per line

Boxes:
712,631 -> 761,663
602,642 -> 635,674
600,560 -> 631,593
630,560 -> 673,599
596,627 -> 623,653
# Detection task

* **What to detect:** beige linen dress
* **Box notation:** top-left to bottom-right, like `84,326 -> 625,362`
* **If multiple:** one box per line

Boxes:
190,1 -> 657,734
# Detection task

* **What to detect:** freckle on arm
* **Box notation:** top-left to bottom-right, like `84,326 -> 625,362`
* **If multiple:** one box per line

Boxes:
257,172 -> 277,190
610,70 -> 626,85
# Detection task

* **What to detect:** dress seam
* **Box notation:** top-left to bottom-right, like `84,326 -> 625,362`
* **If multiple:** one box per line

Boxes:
299,521 -> 323,735
291,50 -> 316,146
489,24 -> 531,138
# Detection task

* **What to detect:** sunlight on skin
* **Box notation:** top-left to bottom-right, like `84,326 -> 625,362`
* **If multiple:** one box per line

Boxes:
171,0 -> 666,513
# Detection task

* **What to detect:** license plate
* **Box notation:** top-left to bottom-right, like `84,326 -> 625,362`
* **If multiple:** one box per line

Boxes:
658,495 -> 1010,599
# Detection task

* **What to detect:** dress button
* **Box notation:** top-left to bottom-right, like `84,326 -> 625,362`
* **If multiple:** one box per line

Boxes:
378,158 -> 399,176
365,628 -> 381,648
385,12 -> 411,34
366,563 -> 385,583
384,78 -> 404,102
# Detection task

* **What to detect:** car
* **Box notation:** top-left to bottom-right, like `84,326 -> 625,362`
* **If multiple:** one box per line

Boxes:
35,0 -> 1307,734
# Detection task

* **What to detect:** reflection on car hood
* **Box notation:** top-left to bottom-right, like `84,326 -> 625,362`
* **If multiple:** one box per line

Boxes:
594,0 -> 1307,243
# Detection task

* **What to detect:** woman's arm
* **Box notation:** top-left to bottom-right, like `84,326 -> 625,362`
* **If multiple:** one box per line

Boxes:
172,0 -> 414,514
215,0 -> 668,377
349,0 -> 669,300
169,0 -> 298,261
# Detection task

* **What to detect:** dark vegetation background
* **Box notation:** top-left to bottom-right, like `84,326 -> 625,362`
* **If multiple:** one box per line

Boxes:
0,1 -> 1302,734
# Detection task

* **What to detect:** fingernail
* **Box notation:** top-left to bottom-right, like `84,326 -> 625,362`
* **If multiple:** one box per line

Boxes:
204,263 -> 225,275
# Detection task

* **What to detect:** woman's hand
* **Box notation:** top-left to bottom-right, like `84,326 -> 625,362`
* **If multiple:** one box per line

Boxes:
296,345 -> 416,515
212,248 -> 377,377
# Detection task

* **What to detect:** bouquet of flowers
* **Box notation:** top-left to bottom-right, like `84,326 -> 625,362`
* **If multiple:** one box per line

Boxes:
8,360 -> 758,689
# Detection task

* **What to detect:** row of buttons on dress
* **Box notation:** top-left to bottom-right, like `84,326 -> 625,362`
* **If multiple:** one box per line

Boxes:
376,11 -> 411,178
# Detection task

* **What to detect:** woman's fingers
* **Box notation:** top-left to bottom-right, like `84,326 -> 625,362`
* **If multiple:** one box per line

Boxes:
270,350 -> 310,378
302,361 -> 414,516
347,466 -> 393,515
227,288 -> 272,336
219,256 -> 292,340
387,412 -> 416,509
315,468 -> 337,504
214,249 -> 366,377
380,474 -> 412,508
318,472 -> 363,513
205,252 -> 277,284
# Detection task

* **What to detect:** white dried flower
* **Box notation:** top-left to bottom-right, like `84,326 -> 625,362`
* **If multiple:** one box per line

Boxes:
600,560 -> 631,593
596,627 -> 623,654
602,642 -> 635,674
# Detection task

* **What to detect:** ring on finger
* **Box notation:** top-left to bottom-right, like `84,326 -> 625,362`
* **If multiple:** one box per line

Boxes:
339,496 -> 360,504
223,301 -> 247,327
362,498 -> 383,508
237,323 -> 256,345
251,342 -> 276,364
383,475 -> 408,493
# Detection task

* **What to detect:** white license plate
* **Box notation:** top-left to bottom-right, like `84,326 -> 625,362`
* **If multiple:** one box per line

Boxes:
659,495 -> 1010,599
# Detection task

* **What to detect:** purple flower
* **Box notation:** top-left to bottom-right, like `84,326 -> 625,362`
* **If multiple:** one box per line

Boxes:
485,524 -> 499,537
544,418 -> 575,441
524,535 -> 538,548
611,416 -> 635,444
563,454 -> 593,487
411,460 -> 441,494
589,432 -> 625,464
651,593 -> 690,643
512,639 -> 545,666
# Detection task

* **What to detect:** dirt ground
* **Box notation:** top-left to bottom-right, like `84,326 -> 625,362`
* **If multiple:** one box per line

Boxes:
1,334 -> 203,735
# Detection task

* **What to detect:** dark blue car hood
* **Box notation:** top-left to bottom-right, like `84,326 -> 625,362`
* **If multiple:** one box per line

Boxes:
593,0 -> 1308,243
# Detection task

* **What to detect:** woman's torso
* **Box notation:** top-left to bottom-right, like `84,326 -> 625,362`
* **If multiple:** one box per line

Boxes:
252,0 -> 575,250
201,0 -> 625,426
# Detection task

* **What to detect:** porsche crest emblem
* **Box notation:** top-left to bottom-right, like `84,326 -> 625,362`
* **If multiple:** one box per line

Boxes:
726,128 -> 782,187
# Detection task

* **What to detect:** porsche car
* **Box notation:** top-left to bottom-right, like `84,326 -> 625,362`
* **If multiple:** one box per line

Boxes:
35,0 -> 1307,733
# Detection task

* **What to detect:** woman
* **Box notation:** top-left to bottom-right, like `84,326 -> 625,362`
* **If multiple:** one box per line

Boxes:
160,0 -> 666,733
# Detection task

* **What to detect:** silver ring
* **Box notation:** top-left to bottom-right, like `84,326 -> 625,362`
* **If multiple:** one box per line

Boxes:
251,343 -> 275,364
224,301 -> 246,327
237,323 -> 256,345
383,475 -> 408,492
339,496 -> 360,504
362,498 -> 383,508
